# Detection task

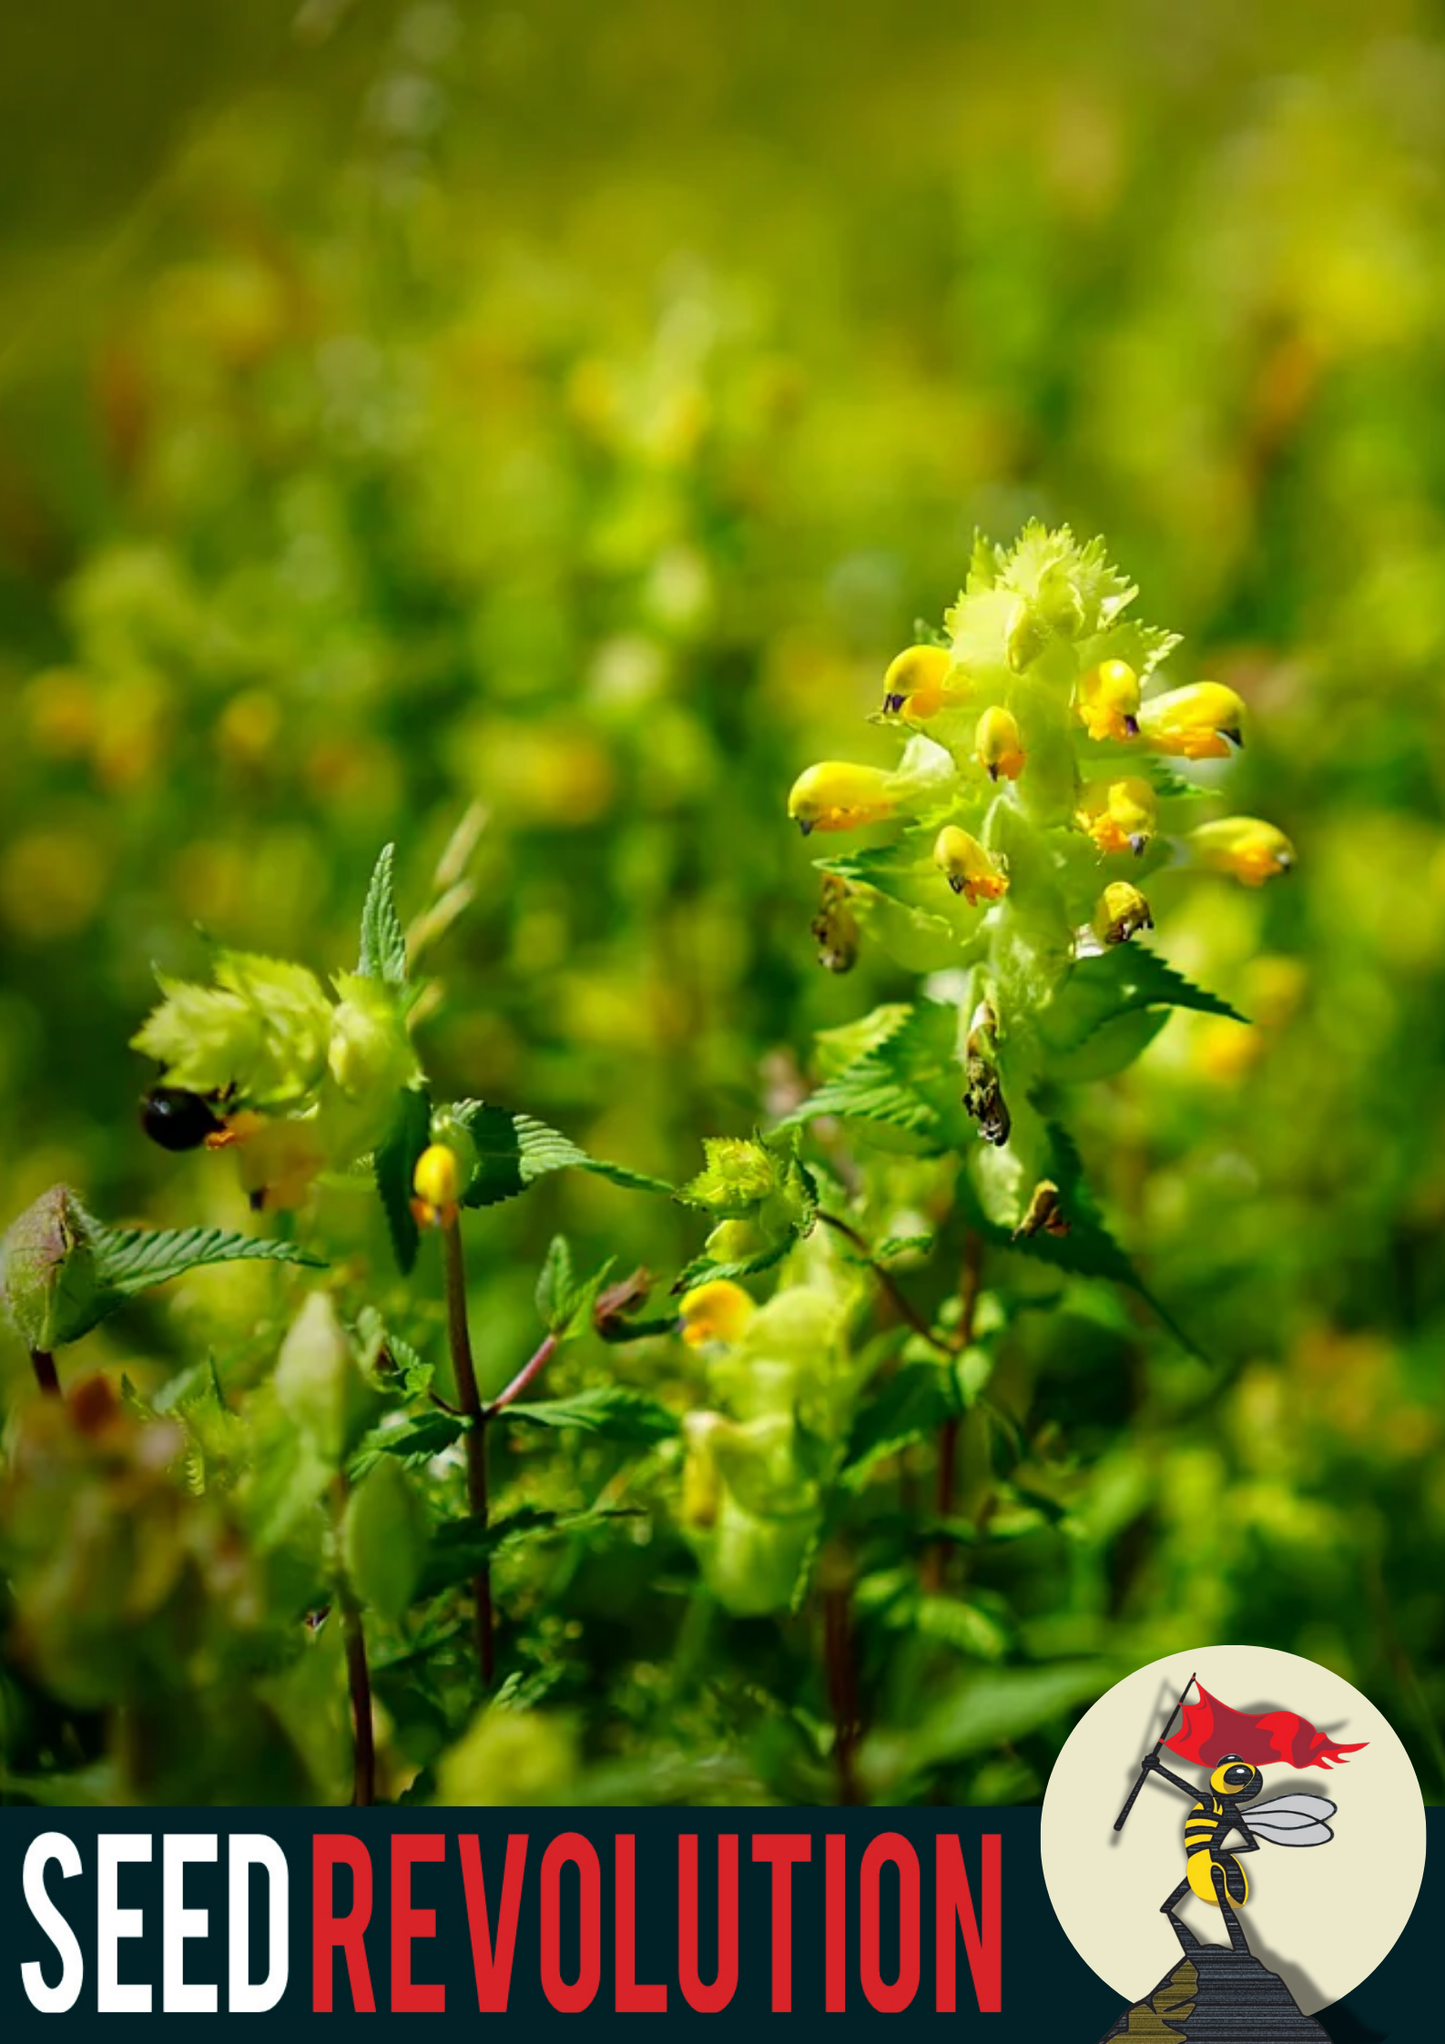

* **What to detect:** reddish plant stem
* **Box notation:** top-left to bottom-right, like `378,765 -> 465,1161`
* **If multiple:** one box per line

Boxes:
924,1233 -> 983,1593
442,1220 -> 494,1687
487,1332 -> 559,1415
817,1210 -> 953,1357
30,1349 -> 60,1397
333,1476 -> 375,1808
823,1580 -> 862,1806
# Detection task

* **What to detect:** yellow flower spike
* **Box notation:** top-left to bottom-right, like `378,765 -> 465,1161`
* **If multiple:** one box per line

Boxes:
1077,776 -> 1158,856
1137,681 -> 1246,760
1189,816 -> 1296,886
975,705 -> 1026,782
678,1279 -> 756,1348
1093,880 -> 1154,945
933,826 -> 1009,907
1076,659 -> 1141,742
880,644 -> 957,717
411,1142 -> 463,1230
787,761 -> 898,836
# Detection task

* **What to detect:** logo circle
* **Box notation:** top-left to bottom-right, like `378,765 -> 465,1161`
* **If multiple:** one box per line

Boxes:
1040,1645 -> 1426,2016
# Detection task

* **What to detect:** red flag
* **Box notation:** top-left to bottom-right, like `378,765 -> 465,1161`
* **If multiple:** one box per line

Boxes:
1163,1682 -> 1368,1771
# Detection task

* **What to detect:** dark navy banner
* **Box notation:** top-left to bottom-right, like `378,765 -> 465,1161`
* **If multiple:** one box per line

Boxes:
1,1808 -> 1434,2034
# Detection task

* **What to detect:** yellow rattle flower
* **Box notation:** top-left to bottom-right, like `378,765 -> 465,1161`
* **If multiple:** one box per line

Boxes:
1189,816 -> 1296,886
1076,659 -> 1141,742
1077,776 -> 1157,856
1137,681 -> 1245,760
880,644 -> 966,719
787,761 -> 898,835
411,1143 -> 463,1230
677,1279 -> 756,1348
976,705 -> 1026,782
933,826 -> 1009,907
1093,880 -> 1154,946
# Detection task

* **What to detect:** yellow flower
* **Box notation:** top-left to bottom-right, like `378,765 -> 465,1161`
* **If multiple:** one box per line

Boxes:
933,826 -> 1008,906
678,1279 -> 756,1348
787,761 -> 897,835
880,644 -> 965,719
976,705 -> 1026,782
1093,880 -> 1154,946
1189,816 -> 1296,886
1137,681 -> 1245,760
1077,776 -> 1157,856
411,1143 -> 463,1230
228,1114 -> 327,1214
1076,659 -> 1140,742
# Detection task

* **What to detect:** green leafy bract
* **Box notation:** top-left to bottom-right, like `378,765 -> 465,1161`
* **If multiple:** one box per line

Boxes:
451,1102 -> 672,1208
356,842 -> 409,987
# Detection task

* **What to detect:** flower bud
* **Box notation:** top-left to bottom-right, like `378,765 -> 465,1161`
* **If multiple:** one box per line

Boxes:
880,644 -> 959,717
678,1278 -> 756,1348
1137,681 -> 1245,760
1188,816 -> 1296,886
932,826 -> 1008,907
1093,880 -> 1154,946
412,1142 -> 463,1229
1076,659 -> 1141,742
787,761 -> 897,836
975,705 -> 1026,782
0,1185 -> 103,1352
1005,596 -> 1048,672
1077,776 -> 1157,856
274,1291 -> 374,1463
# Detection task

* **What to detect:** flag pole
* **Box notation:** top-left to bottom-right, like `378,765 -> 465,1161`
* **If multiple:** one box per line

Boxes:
1114,1670 -> 1197,1832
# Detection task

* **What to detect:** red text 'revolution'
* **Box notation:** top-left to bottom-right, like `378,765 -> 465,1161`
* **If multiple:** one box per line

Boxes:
313,1830 -> 1002,2015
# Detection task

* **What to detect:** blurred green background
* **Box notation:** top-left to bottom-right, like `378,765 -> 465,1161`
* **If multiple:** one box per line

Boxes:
1,1 -> 1443,1794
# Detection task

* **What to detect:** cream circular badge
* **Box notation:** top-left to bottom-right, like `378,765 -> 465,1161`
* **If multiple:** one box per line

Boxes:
1041,1646 -> 1426,2031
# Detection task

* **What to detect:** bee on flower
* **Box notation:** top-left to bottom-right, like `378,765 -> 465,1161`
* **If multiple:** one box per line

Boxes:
1138,681 -> 1246,760
976,705 -> 1026,782
1188,816 -> 1296,886
1077,776 -> 1158,857
933,826 -> 1008,907
1076,659 -> 1141,742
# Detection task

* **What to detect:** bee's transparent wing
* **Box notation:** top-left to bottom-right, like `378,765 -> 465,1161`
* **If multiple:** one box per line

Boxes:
1245,1794 -> 1337,1847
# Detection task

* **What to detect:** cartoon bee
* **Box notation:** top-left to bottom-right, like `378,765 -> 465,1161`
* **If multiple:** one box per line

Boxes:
1140,1751 -> 1336,1954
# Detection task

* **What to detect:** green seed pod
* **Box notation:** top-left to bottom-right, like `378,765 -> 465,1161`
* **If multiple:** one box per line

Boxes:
274,1291 -> 375,1465
0,1185 -> 103,1351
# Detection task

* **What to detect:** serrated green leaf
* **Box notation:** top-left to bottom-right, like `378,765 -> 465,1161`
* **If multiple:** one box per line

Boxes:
503,1387 -> 680,1444
90,1224 -> 323,1316
841,1363 -> 960,1485
415,1504 -> 644,1600
452,1101 -> 672,1208
357,842 -> 408,986
670,1233 -> 794,1296
787,998 -> 962,1142
535,1234 -> 574,1329
350,1411 -> 466,1479
373,1085 -> 432,1274
1042,946 -> 1244,1058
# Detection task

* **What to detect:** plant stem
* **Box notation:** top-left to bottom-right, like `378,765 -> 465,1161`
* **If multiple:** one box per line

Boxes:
487,1332 -> 559,1414
29,1349 -> 60,1397
817,1210 -> 953,1357
332,1476 -> 375,1808
924,1233 -> 983,1592
823,1579 -> 862,1806
442,1220 -> 494,1687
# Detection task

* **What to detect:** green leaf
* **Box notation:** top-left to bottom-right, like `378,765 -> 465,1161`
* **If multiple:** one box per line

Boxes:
535,1234 -> 574,1328
503,1387 -> 680,1444
373,1086 -> 432,1274
452,1102 -> 672,1208
357,842 -> 408,986
786,999 -> 963,1143
670,1233 -> 793,1296
1042,946 -> 1244,1058
344,1460 -> 430,1622
415,1505 -> 644,1600
350,1411 -> 466,1479
841,1363 -> 960,1485
90,1224 -> 323,1316
864,1660 -> 1117,1790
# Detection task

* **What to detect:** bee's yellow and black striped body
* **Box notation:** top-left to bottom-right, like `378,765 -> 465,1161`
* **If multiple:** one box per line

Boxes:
1184,1789 -> 1249,1908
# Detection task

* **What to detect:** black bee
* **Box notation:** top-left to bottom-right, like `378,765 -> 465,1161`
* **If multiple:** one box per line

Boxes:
140,1086 -> 228,1152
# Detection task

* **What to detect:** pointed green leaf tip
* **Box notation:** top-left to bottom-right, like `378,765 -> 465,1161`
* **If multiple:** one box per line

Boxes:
0,1185 -> 324,1351
357,842 -> 409,986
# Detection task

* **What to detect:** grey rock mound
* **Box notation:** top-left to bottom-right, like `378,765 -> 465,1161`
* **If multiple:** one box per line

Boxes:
1101,1943 -> 1330,2040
